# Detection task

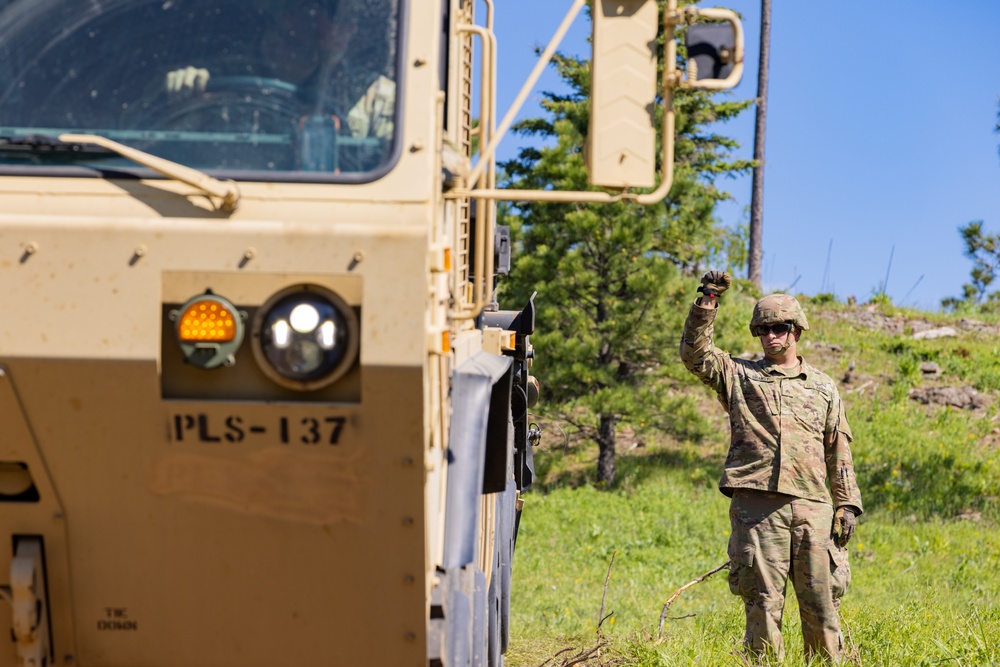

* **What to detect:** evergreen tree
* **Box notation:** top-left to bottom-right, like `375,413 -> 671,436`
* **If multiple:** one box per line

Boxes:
943,220 -> 1000,311
942,104 -> 1000,311
502,16 -> 751,486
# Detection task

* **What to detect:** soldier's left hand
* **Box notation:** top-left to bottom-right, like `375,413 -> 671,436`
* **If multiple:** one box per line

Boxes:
166,66 -> 210,96
833,507 -> 856,547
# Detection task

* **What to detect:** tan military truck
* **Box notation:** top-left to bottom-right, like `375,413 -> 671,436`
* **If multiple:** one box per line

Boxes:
0,0 -> 741,665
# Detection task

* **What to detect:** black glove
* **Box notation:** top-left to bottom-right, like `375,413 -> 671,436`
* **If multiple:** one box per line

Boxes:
697,270 -> 732,298
833,507 -> 857,547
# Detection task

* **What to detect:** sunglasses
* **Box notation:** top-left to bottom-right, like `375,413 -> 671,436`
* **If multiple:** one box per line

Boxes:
752,322 -> 794,337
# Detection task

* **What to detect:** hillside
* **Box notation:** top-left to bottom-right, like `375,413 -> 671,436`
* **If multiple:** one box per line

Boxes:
506,298 -> 1000,666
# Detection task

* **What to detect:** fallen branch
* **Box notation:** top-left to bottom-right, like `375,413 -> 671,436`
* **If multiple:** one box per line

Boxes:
596,550 -> 617,636
539,551 -> 620,667
560,641 -> 608,666
657,560 -> 730,640
847,380 -> 874,395
840,613 -> 864,667
537,640 -> 611,667
537,646 -> 575,667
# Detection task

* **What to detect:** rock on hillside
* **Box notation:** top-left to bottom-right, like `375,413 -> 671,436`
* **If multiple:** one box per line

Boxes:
815,304 -> 1000,337
811,303 -> 994,411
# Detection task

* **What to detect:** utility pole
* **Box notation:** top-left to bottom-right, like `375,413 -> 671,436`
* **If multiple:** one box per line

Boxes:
748,0 -> 771,290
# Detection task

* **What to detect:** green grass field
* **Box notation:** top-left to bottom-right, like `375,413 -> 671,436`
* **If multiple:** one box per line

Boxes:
506,301 -> 1000,666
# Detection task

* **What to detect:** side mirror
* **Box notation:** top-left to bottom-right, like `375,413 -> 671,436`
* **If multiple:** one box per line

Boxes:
682,12 -> 744,90
587,1 -> 744,191
686,22 -> 738,82
456,0 -> 744,206
587,0 -> 659,189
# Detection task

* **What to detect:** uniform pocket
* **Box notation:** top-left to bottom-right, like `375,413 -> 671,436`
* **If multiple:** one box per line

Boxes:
728,532 -> 758,598
787,389 -> 826,434
828,543 -> 851,600
747,377 -> 780,416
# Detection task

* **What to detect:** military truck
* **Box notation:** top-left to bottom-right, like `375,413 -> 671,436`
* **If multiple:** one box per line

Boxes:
0,0 -> 741,665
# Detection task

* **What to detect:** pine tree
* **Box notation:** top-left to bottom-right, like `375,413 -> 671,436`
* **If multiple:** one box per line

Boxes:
502,22 -> 751,485
943,221 -> 1000,311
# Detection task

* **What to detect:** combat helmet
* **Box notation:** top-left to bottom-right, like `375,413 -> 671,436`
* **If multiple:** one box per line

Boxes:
749,293 -> 809,336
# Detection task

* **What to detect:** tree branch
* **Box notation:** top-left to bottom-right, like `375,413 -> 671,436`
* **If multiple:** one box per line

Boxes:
657,560 -> 730,640
597,550 -> 617,637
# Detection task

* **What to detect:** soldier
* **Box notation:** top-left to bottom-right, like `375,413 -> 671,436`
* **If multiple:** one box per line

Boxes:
164,0 -> 395,140
679,271 -> 862,664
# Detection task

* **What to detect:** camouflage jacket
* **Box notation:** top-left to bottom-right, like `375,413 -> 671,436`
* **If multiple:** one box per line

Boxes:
680,301 -> 863,513
300,65 -> 395,139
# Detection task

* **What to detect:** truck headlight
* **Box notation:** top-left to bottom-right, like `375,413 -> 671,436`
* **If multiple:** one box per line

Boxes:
251,285 -> 359,390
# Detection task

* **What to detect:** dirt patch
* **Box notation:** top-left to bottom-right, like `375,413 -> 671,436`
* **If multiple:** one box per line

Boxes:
815,305 -> 1000,337
817,306 -> 910,334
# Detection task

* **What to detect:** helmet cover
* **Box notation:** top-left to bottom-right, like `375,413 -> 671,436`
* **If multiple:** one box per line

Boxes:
749,293 -> 809,335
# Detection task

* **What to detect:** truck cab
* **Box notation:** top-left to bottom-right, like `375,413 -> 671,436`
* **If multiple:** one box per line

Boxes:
0,1 -> 742,665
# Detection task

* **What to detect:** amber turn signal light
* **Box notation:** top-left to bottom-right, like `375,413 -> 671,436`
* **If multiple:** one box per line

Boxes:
171,292 -> 245,369
177,298 -> 237,342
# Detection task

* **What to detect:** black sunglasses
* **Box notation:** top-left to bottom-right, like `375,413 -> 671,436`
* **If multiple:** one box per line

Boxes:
752,322 -> 794,337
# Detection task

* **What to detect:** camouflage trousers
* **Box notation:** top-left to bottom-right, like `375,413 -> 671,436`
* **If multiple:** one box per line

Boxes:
727,490 -> 851,664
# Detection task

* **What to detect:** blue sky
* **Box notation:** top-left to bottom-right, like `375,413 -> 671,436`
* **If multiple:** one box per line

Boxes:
491,1 -> 1000,310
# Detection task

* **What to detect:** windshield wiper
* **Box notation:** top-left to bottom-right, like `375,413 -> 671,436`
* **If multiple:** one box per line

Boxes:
0,134 -> 117,155
59,134 -> 240,213
0,133 -> 241,213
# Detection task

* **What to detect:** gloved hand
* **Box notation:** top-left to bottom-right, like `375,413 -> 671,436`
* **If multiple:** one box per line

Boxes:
697,270 -> 732,298
166,66 -> 211,95
833,507 -> 857,547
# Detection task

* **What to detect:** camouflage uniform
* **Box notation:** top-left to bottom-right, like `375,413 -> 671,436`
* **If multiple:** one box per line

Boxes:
305,65 -> 395,139
679,297 -> 862,663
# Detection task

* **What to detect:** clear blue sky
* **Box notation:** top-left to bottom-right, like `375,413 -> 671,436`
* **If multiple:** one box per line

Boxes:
491,1 -> 1000,311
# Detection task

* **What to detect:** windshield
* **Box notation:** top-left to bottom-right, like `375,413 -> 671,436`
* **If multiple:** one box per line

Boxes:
0,0 -> 401,180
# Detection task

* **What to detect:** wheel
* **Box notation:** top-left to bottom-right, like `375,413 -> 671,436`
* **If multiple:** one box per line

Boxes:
206,76 -> 299,97
122,75 -> 307,170
161,75 -> 304,130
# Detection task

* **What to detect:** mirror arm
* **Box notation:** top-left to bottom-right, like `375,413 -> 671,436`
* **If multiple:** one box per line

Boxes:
464,0 -> 586,190
445,0 -> 740,206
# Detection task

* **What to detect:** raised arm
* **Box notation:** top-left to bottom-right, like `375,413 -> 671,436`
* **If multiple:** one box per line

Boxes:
680,271 -> 733,403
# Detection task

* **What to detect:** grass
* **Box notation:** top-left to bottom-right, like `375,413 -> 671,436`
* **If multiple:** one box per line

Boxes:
506,301 -> 1000,666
